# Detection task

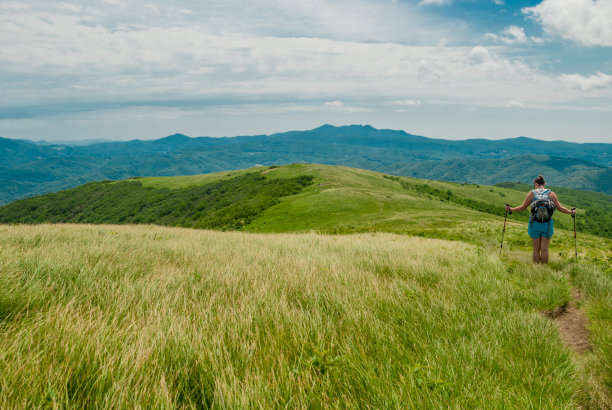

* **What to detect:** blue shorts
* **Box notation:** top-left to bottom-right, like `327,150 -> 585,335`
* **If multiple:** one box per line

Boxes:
528,218 -> 554,239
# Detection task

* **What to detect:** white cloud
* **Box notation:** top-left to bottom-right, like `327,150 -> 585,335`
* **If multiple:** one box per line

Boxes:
486,26 -> 528,44
467,46 -> 493,65
560,72 -> 612,90
0,0 -> 609,125
394,99 -> 422,106
419,0 -> 452,5
323,101 -> 370,112
56,3 -> 82,13
0,8 -> 540,110
501,26 -> 528,44
506,100 -> 525,108
492,0 -> 505,5
0,2 -> 30,10
522,0 -> 612,46
188,0 -> 461,45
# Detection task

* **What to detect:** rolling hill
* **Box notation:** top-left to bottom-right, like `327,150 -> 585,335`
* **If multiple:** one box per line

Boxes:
1,164 -> 610,241
1,125 -> 610,205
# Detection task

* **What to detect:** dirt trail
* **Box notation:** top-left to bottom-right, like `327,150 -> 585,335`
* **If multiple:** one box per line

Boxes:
543,288 -> 591,354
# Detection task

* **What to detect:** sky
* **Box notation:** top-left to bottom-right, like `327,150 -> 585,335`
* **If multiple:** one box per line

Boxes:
0,0 -> 611,142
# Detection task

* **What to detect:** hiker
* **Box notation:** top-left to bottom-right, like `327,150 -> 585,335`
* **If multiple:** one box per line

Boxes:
505,175 -> 576,264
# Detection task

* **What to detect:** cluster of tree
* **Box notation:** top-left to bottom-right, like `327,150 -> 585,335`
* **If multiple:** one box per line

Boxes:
0,173 -> 314,230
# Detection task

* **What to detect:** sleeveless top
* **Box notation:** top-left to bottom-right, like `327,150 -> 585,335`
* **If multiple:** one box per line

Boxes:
532,188 -> 551,203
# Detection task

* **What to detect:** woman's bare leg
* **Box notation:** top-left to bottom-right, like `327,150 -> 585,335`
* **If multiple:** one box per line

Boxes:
532,237 -> 542,263
540,237 -> 550,264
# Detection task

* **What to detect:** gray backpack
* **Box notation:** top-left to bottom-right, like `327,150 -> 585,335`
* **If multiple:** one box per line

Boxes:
531,189 -> 555,223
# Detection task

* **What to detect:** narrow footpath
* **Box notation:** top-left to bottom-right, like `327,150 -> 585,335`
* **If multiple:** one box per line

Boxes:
543,288 -> 591,354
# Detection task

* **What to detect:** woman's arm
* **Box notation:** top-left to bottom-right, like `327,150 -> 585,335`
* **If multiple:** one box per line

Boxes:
507,191 -> 533,213
549,192 -> 576,215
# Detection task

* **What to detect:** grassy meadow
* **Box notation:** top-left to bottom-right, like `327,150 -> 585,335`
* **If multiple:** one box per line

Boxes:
1,224 -> 611,408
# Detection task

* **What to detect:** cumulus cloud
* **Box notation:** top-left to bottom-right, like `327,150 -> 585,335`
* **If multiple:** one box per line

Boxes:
467,46 -> 493,65
501,26 -> 528,44
560,72 -> 612,90
486,26 -> 529,44
522,0 -> 612,46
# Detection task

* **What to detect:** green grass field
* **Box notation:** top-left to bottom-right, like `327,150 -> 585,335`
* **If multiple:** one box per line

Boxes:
0,164 -> 611,407
0,224 -> 610,408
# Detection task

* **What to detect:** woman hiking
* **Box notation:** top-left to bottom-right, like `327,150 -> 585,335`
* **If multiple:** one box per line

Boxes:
506,175 -> 576,264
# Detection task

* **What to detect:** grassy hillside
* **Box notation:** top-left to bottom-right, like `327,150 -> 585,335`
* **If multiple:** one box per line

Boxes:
2,164 -> 610,246
1,224 -> 610,407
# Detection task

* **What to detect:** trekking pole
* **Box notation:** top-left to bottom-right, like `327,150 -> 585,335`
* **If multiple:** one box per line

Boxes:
500,203 -> 512,257
571,207 -> 577,260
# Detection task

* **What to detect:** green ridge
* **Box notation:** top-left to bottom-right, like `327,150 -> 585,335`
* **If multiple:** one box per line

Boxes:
1,164 -> 610,244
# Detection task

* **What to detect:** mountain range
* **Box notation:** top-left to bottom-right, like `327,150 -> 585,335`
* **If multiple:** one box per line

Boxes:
1,124 -> 610,204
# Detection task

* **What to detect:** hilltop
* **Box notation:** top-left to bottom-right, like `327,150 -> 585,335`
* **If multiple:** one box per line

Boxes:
1,125 -> 610,204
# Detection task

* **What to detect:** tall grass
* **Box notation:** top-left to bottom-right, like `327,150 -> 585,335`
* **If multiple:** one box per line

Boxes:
0,224 -> 603,408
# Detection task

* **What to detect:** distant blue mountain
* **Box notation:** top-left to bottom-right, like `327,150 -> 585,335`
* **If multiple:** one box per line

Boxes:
1,124 -> 610,204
